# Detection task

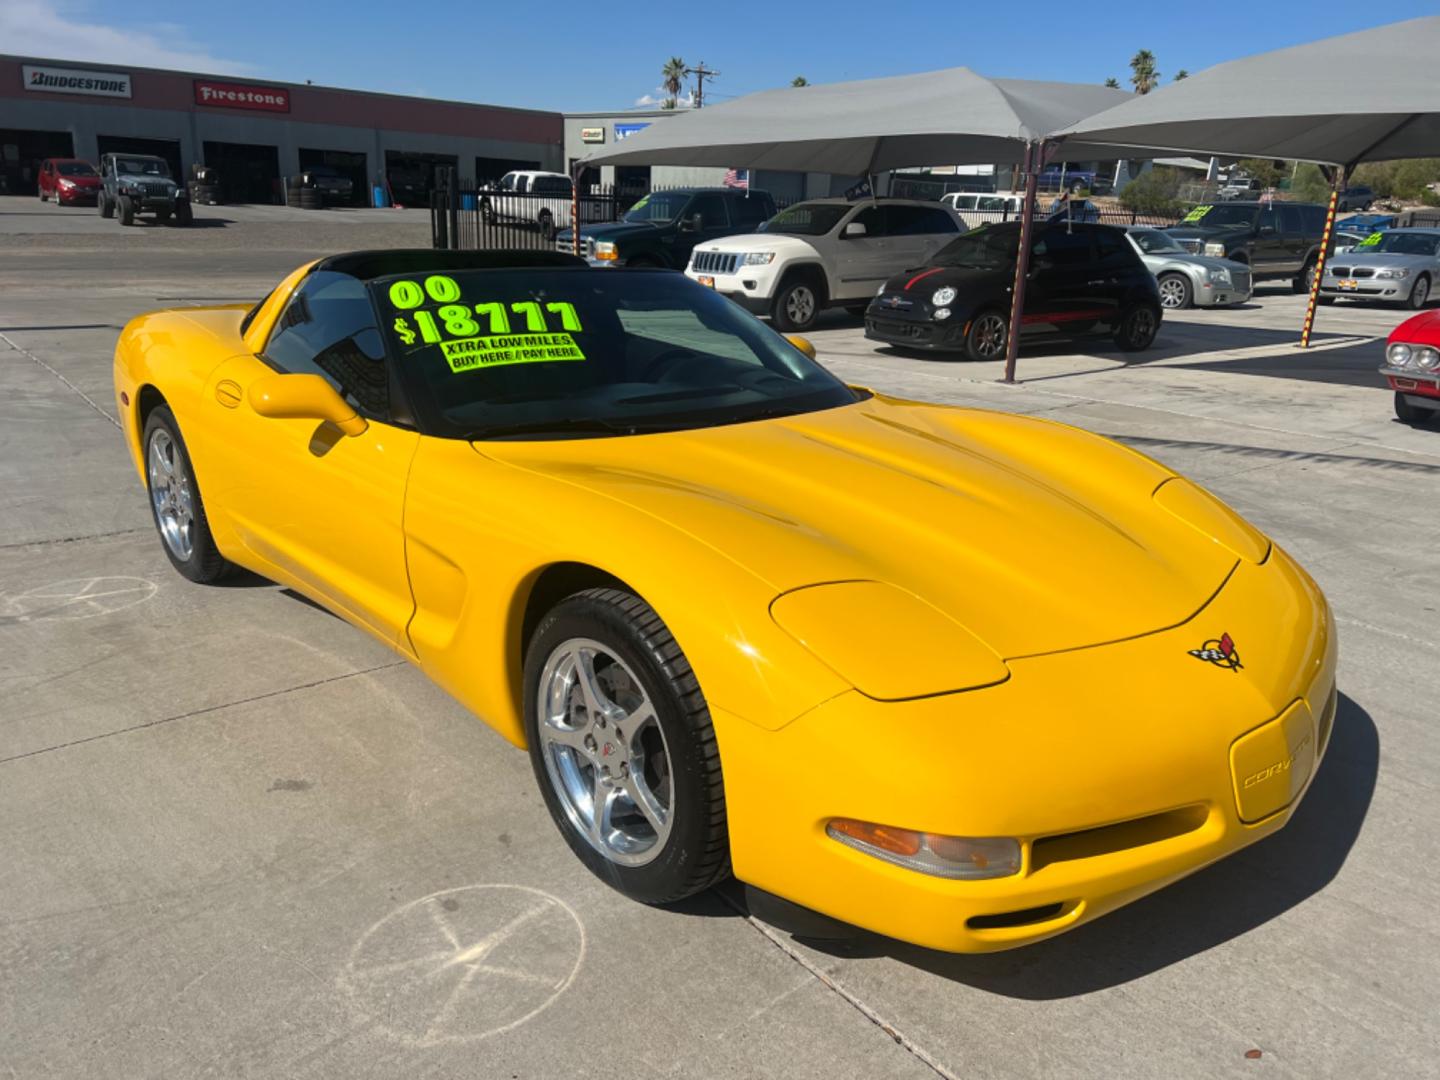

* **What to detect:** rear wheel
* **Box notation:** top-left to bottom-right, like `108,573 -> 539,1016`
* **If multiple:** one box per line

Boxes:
1395,392 -> 1440,425
1114,303 -> 1161,351
963,309 -> 1009,362
1405,274 -> 1431,310
99,193 -> 114,219
1157,273 -> 1192,310
525,588 -> 729,904
1293,257 -> 1318,295
142,406 -> 234,584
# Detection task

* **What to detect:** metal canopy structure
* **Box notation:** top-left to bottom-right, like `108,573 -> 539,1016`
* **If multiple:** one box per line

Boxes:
581,67 -> 1131,176
1056,16 -> 1440,350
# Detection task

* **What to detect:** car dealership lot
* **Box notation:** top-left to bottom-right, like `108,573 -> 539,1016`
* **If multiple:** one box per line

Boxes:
2,197 -> 1437,1079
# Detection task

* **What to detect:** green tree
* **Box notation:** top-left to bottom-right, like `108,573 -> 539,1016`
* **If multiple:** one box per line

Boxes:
791,75 -> 809,87
1120,166 -> 1184,216
1291,164 -> 1332,203
1174,69 -> 1189,81
661,57 -> 686,110
1236,158 -> 1285,189
1104,77 -> 1120,89
1129,50 -> 1160,94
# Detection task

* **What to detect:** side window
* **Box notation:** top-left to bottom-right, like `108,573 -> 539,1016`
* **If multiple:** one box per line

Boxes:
1279,205 -> 1304,232
1301,205 -> 1328,232
1258,206 -> 1279,232
733,196 -> 771,227
1093,228 -> 1129,263
687,193 -> 730,229
886,206 -> 958,235
535,176 -> 572,196
262,271 -> 390,419
514,175 -> 530,193
849,206 -> 884,236
1033,227 -> 1092,266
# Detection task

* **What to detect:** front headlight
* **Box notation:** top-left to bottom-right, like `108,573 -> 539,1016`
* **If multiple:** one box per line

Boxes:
827,819 -> 1021,880
1416,347 -> 1440,369
743,251 -> 776,266
1388,342 -> 1414,366
1204,242 -> 1227,257
1376,268 -> 1410,279
593,241 -> 618,261
1207,267 -> 1232,285
931,286 -> 957,306
933,307 -> 952,321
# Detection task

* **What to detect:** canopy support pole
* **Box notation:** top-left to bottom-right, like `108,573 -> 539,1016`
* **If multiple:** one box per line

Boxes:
571,162 -> 582,257
1002,140 -> 1044,384
1299,164 -> 1344,349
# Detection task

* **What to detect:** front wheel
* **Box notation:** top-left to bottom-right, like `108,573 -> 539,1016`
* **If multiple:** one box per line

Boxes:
99,193 -> 114,219
174,203 -> 193,226
1395,392 -> 1440,426
118,195 -> 135,226
963,310 -> 1009,362
142,406 -> 234,583
771,276 -> 820,332
1405,275 -> 1431,310
525,588 -> 729,904
1293,258 -> 1318,295
1157,272 -> 1192,310
1114,303 -> 1161,351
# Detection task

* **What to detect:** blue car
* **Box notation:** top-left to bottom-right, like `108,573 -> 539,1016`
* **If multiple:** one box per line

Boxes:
1341,213 -> 1396,232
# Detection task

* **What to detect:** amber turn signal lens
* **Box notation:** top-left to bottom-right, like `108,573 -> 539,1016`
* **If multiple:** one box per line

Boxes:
828,818 -> 922,856
826,818 -> 1022,880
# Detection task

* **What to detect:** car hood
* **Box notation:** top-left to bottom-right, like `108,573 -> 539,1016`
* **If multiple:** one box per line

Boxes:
694,233 -> 819,257
1140,252 -> 1245,275
477,395 -> 1243,659
567,221 -> 662,243
1388,308 -> 1440,346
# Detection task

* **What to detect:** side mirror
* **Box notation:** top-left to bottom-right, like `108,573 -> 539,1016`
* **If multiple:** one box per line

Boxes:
842,222 -> 867,238
248,372 -> 367,436
786,334 -> 816,359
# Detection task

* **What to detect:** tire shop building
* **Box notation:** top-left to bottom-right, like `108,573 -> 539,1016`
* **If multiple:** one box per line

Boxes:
0,55 -> 563,205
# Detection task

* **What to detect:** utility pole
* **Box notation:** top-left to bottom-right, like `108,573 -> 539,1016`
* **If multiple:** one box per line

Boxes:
685,61 -> 719,108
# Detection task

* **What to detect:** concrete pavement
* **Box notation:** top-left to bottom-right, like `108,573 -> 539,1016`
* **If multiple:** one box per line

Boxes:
2,197 -> 1436,1078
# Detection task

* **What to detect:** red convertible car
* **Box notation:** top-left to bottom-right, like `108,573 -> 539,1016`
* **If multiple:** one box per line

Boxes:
1383,310 -> 1440,426
38,158 -> 101,205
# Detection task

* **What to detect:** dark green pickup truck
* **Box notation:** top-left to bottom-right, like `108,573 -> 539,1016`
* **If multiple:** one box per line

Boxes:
556,187 -> 775,269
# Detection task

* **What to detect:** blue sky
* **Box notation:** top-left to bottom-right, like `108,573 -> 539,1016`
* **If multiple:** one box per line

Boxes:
5,1 -> 1435,112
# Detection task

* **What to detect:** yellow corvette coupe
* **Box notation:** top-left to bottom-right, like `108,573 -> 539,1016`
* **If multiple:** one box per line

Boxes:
113,250 -> 1335,952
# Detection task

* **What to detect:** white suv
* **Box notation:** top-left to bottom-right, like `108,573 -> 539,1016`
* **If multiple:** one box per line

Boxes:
685,198 -> 964,331
480,170 -> 600,239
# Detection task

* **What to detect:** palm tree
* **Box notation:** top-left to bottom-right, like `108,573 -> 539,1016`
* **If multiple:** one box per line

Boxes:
661,57 -> 686,110
1104,77 -> 1120,89
1130,50 -> 1160,94
791,75 -> 809,87
1174,69 -> 1190,81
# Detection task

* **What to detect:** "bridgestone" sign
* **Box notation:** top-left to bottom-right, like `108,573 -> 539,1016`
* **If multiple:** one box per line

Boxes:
23,64 -> 132,98
194,80 -> 291,112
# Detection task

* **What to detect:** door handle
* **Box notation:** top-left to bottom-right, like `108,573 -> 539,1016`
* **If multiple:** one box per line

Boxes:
215,379 -> 243,408
1087,279 -> 1105,286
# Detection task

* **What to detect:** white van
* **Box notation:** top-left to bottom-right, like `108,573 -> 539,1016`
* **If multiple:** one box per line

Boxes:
940,192 -> 1026,229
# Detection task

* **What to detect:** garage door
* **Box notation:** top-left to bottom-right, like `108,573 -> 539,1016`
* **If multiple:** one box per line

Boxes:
203,141 -> 281,205
0,128 -> 75,195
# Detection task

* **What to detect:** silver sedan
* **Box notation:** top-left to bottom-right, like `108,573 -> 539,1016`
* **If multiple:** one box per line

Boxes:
1124,227 -> 1253,309
1320,228 -> 1440,309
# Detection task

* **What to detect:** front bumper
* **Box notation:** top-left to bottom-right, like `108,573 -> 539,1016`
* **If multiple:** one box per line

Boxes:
865,312 -> 965,351
1379,364 -> 1440,399
1193,278 -> 1253,307
55,186 -> 99,204
1322,277 -> 1406,300
719,546 -> 1336,952
685,265 -> 780,310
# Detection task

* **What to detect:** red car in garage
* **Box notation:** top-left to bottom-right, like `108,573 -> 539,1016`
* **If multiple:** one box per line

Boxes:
1382,311 -> 1440,426
38,158 -> 102,205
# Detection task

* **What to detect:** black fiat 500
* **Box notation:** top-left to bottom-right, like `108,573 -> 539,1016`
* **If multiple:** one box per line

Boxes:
865,221 -> 1162,361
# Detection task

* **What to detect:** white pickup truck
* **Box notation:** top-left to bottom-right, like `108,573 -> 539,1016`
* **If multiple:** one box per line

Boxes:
479,170 -> 604,239
684,198 -> 965,331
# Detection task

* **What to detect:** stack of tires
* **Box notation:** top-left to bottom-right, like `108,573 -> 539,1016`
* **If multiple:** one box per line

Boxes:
189,165 -> 221,206
286,175 -> 322,210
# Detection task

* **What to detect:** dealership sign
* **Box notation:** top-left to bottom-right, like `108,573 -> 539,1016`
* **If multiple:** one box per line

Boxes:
580,127 -> 605,144
23,64 -> 132,99
194,80 -> 291,112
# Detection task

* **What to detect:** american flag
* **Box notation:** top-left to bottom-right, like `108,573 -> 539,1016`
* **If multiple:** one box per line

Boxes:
723,168 -> 749,190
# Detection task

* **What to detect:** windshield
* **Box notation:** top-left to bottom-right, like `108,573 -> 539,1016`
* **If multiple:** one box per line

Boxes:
1355,232 -> 1440,256
1177,204 -> 1257,229
116,157 -> 170,177
372,269 -> 857,439
58,162 -> 97,177
1129,228 -> 1185,254
931,225 -> 1020,269
759,203 -> 849,237
623,192 -> 691,224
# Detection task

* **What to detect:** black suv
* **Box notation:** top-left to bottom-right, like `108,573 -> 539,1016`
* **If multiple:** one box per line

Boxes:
555,187 -> 775,269
98,153 -> 191,226
1165,201 -> 1327,291
866,221 -> 1162,360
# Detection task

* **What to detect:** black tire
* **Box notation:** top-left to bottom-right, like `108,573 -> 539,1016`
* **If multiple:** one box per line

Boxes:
524,588 -> 729,905
1405,274 -> 1431,310
1395,392 -> 1440,426
118,195 -> 135,226
963,309 -> 1009,362
1293,257 -> 1318,295
771,273 -> 823,332
99,193 -> 114,219
1114,303 -> 1161,351
141,406 -> 234,584
1157,272 -> 1193,310
174,203 -> 193,226
154,209 -> 171,223
538,211 -> 555,241
299,191 -> 320,210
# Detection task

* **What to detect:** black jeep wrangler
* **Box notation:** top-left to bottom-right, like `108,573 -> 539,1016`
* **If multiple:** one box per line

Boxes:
98,153 -> 192,226
555,187 -> 775,269
1165,201 -> 1327,291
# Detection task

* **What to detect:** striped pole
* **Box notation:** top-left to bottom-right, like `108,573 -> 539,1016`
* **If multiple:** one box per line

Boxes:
1300,165 -> 1343,349
571,165 -> 581,256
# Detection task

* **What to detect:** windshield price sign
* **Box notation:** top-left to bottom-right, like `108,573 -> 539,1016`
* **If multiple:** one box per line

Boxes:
1181,205 -> 1213,223
1356,232 -> 1383,248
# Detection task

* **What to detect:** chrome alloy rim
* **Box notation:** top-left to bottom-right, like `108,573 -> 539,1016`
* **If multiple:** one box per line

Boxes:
972,312 -> 1008,359
785,285 -> 816,325
1128,307 -> 1158,346
147,429 -> 195,561
538,639 -> 674,866
1158,276 -> 1188,308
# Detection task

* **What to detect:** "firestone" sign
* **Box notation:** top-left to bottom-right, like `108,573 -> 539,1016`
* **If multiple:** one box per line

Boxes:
23,64 -> 132,98
194,80 -> 291,112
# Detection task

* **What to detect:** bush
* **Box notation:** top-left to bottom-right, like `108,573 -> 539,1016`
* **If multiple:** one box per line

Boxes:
1291,164 -> 1332,203
1120,166 -> 1184,217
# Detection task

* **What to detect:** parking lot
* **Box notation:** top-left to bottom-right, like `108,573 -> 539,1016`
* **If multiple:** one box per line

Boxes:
2,194 -> 1438,1079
